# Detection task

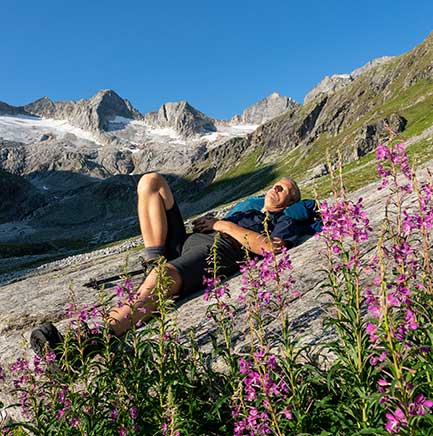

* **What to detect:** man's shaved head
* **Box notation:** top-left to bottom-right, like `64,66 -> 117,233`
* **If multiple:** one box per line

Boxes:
281,177 -> 301,204
263,178 -> 301,212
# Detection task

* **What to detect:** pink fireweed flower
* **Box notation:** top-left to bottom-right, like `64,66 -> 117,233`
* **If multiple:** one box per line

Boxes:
238,247 -> 294,309
376,144 -> 391,160
366,322 -> 378,342
118,427 -> 128,436
319,197 -> 372,248
0,365 -> 5,381
57,386 -> 69,404
385,408 -> 407,433
409,394 -> 433,416
129,406 -> 138,420
404,309 -> 418,331
367,303 -> 381,319
115,285 -> 124,299
370,351 -> 387,366
111,408 -> 118,421
65,303 -> 74,316
364,288 -> 378,305
44,351 -> 57,364
387,292 -> 400,307
239,358 -> 252,374
77,304 -> 91,322
376,143 -> 413,192
70,417 -> 80,428
281,407 -> 292,420
234,408 -> 271,436
202,275 -> 229,302
11,358 -> 29,373
377,378 -> 389,387
123,278 -> 133,293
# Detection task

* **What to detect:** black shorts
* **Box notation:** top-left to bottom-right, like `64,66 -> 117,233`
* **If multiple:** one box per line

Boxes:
164,203 -> 244,296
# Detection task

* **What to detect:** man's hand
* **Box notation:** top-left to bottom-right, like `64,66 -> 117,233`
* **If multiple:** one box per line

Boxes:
270,236 -> 284,253
192,216 -> 220,233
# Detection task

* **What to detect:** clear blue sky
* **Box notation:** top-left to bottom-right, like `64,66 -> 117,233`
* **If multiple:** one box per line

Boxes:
1,0 -> 432,119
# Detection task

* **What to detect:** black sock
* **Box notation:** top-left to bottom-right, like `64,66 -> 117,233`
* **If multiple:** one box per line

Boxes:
143,245 -> 165,260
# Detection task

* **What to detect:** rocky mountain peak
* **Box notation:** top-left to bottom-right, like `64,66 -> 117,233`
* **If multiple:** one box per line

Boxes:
86,89 -> 137,130
15,90 -> 141,134
144,100 -> 217,137
351,56 -> 394,78
304,56 -> 395,104
90,89 -> 124,106
231,92 -> 299,125
24,96 -> 57,118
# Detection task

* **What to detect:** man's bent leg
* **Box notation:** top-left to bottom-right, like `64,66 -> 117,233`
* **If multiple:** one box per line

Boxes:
108,263 -> 182,336
137,173 -> 175,257
30,265 -> 182,358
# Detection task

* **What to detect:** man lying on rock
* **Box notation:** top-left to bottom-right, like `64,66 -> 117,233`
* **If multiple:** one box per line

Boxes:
31,172 -> 322,358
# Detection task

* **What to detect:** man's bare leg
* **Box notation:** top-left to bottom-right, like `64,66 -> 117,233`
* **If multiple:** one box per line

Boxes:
108,173 -> 181,336
109,263 -> 182,336
137,172 -> 175,253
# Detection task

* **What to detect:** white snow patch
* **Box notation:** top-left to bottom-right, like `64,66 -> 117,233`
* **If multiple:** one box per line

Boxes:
0,115 -> 103,145
108,116 -> 134,125
330,74 -> 351,80
200,124 -> 258,144
106,119 -> 189,146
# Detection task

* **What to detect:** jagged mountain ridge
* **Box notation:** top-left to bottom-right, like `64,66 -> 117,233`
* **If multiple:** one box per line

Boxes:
0,89 -> 295,144
24,91 -> 141,134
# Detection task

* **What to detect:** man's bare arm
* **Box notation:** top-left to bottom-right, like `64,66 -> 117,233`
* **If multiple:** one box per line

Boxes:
192,217 -> 283,255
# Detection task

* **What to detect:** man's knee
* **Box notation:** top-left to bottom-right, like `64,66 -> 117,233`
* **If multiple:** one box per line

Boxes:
137,172 -> 165,196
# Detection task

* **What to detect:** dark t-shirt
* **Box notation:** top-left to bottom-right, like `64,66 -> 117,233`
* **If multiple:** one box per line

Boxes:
223,208 -> 312,247
223,195 -> 321,248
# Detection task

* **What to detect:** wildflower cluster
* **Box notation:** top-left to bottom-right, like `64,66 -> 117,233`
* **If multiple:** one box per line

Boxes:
233,349 -> 292,436
319,196 -> 371,255
239,246 -> 294,312
360,142 -> 433,433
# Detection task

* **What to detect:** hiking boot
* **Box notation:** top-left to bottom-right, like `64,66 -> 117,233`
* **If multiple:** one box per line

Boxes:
30,322 -> 64,359
31,322 -> 130,363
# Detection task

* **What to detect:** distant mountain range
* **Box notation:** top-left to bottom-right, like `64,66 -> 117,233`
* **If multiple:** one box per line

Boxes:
1,30 -> 432,267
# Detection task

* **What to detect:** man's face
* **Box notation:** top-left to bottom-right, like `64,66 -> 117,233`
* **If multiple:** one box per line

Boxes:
264,179 -> 294,212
